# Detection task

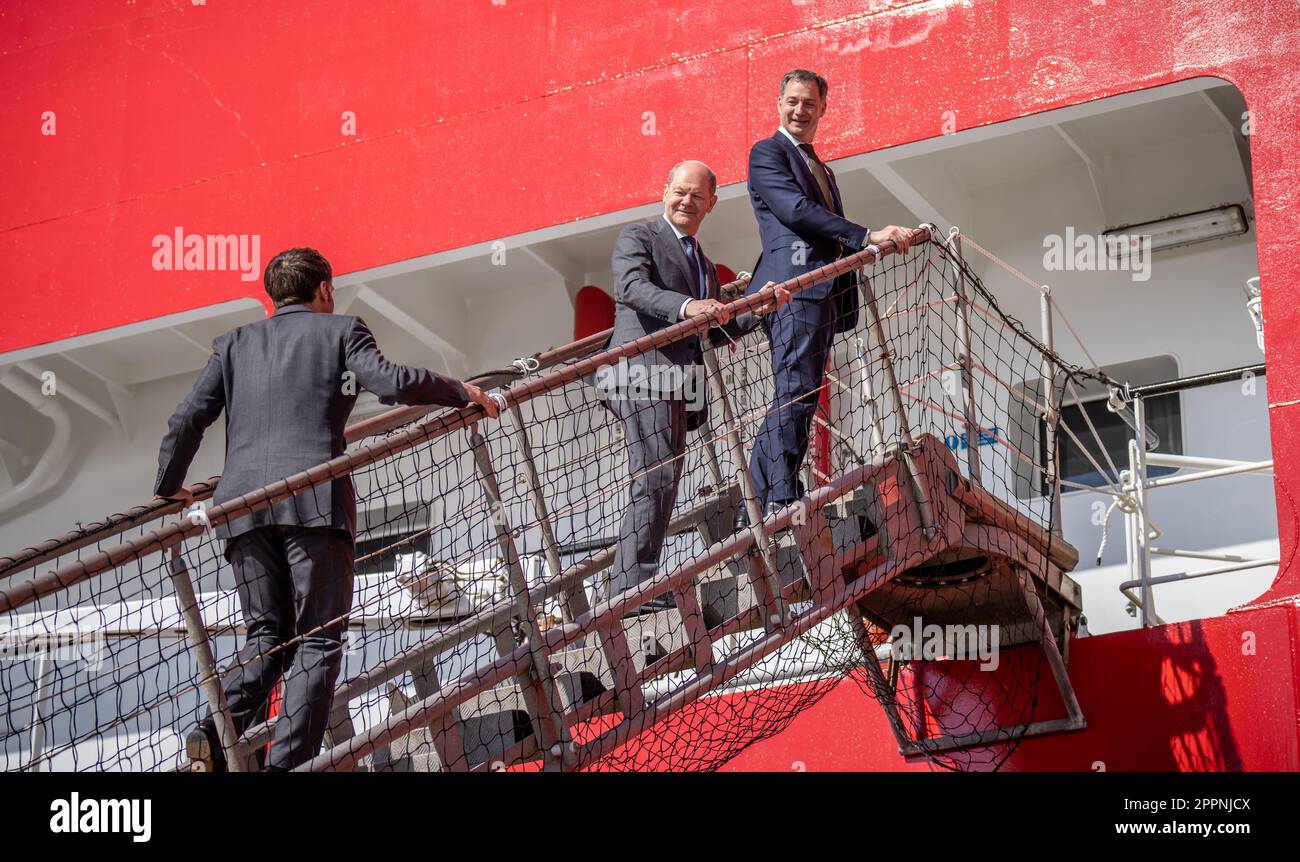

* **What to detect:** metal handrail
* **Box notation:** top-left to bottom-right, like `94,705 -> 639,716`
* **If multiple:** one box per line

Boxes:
1116,371 -> 1276,626
0,330 -> 620,582
0,229 -> 931,616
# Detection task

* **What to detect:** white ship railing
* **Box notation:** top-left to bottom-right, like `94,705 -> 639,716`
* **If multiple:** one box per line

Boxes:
1114,372 -> 1275,626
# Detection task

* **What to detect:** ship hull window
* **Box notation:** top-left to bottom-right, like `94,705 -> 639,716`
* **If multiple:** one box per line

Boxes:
1053,391 -> 1182,492
1010,355 -> 1183,499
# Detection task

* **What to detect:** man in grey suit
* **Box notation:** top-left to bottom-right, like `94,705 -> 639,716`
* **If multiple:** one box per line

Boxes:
154,247 -> 499,771
596,161 -> 790,618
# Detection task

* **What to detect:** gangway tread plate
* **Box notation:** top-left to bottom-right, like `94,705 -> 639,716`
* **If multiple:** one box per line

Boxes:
381,668 -> 608,771
669,482 -> 742,540
697,543 -> 812,624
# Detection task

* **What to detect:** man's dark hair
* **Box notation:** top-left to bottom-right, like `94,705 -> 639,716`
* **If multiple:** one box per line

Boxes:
263,247 -> 332,307
780,69 -> 828,101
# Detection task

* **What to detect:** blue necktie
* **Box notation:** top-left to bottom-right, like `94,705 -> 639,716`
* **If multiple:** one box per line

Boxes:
681,236 -> 707,300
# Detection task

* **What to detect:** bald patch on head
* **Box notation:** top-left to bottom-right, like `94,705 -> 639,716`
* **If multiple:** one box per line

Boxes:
666,160 -> 717,194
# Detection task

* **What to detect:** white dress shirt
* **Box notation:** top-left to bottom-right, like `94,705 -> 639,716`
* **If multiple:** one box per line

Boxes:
776,126 -> 869,237
663,214 -> 704,321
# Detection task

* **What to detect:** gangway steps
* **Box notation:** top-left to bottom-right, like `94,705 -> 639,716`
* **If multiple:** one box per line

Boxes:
374,540 -> 829,771
4,227 -> 1107,774
236,434 -> 1086,772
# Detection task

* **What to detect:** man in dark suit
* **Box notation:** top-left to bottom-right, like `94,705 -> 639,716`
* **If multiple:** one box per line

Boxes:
744,68 -> 914,516
154,247 -> 499,771
596,161 -> 790,616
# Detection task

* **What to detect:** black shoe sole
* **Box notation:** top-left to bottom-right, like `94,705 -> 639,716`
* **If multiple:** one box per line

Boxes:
185,727 -> 227,773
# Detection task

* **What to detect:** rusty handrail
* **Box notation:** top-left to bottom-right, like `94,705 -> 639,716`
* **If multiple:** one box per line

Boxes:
0,228 -> 929,613
0,327 -> 618,581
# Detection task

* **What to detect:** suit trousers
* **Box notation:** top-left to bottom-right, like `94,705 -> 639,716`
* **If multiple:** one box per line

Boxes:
749,294 -> 837,507
608,394 -> 687,598
201,525 -> 354,770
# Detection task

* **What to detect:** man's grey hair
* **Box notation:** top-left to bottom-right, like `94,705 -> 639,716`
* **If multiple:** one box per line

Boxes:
780,68 -> 828,101
665,161 -> 717,194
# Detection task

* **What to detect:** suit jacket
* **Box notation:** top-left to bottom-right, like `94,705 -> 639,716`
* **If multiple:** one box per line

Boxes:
598,216 -> 757,425
746,130 -> 867,332
154,303 -> 470,540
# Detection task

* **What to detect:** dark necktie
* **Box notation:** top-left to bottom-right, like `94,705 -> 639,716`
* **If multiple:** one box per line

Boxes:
798,142 -> 836,211
680,235 -> 707,300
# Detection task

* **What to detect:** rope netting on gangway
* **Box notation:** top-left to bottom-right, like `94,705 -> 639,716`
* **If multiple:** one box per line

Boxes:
0,225 -> 1116,772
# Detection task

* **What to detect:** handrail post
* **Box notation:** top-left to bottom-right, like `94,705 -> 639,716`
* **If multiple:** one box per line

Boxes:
853,335 -> 887,459
23,648 -> 53,771
468,429 -> 574,770
699,409 -> 728,496
701,347 -> 788,629
505,401 -> 589,624
168,546 -> 251,772
859,270 -> 936,537
1040,287 -> 1063,533
1120,465 -> 1137,609
504,400 -> 647,723
952,233 -> 983,486
1130,397 -> 1157,627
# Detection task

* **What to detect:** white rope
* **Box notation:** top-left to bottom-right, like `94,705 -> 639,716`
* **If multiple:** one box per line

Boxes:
1094,496 -> 1132,564
184,503 -> 213,536
512,356 -> 541,375
1093,486 -> 1162,565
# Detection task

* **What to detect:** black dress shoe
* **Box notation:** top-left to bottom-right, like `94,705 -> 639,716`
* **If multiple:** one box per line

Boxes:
734,500 -> 792,531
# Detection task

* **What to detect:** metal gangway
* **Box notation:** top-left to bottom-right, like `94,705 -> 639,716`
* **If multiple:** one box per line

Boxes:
0,225 -> 1092,772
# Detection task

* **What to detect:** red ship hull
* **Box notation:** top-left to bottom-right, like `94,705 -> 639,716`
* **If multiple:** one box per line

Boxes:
4,0 -> 1299,770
